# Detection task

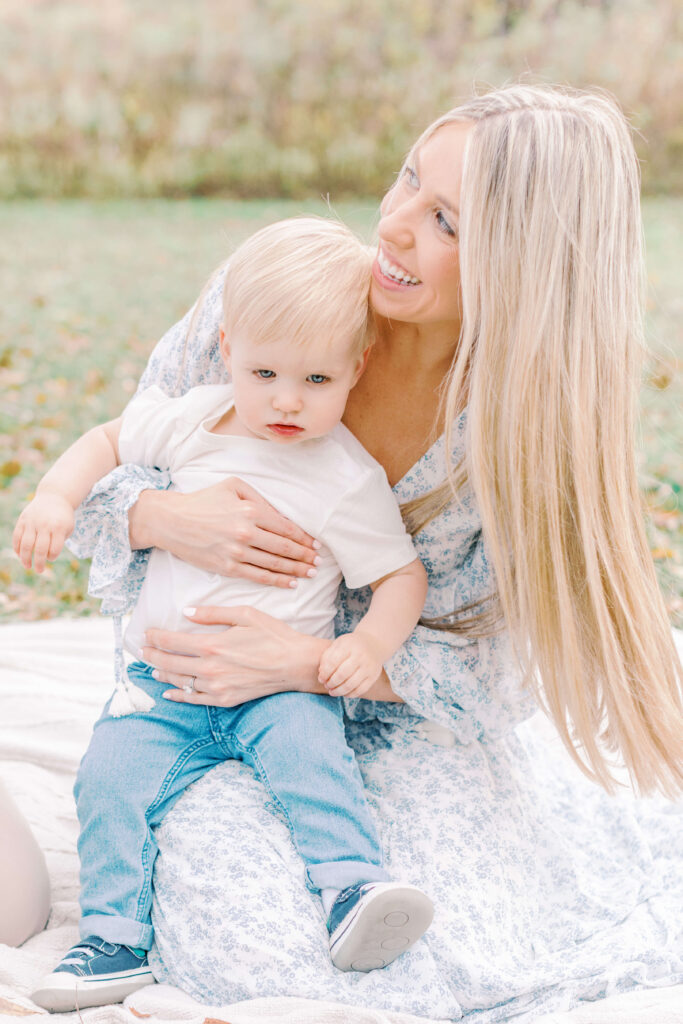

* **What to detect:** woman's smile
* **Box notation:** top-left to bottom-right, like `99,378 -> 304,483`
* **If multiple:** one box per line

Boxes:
374,246 -> 421,286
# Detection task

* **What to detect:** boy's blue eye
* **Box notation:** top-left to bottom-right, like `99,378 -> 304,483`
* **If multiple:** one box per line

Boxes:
307,374 -> 328,384
255,369 -> 275,379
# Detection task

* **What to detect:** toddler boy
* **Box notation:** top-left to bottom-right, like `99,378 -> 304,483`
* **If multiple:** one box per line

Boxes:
15,218 -> 433,1012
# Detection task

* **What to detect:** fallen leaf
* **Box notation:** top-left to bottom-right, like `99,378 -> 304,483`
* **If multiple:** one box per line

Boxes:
0,994 -> 44,1015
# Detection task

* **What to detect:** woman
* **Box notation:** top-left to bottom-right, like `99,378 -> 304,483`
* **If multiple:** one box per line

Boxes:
71,85 -> 683,1021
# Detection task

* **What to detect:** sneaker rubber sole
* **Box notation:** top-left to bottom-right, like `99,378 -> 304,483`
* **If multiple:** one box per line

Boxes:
329,882 -> 434,972
31,964 -> 154,1013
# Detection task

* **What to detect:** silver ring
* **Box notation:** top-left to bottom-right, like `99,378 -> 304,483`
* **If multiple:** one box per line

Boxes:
183,674 -> 197,694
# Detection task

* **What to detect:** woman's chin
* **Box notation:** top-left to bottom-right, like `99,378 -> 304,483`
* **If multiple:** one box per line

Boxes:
369,279 -> 420,323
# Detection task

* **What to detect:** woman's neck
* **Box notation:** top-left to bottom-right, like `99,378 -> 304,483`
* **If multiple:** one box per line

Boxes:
373,315 -> 459,379
342,314 -> 461,485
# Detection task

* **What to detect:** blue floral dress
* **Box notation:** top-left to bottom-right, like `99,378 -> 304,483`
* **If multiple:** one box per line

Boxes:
70,268 -> 683,1023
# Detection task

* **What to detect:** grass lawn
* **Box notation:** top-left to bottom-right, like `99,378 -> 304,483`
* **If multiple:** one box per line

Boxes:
0,197 -> 681,626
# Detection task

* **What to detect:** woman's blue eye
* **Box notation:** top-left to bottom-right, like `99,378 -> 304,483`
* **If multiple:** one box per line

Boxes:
307,374 -> 328,385
436,211 -> 456,237
255,369 -> 275,379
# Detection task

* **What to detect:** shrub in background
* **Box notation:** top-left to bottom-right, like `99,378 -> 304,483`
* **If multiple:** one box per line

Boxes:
0,0 -> 680,197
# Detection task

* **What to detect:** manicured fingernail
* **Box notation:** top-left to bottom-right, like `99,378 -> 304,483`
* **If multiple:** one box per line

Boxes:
289,579 -> 298,588
306,567 -> 317,578
137,648 -> 144,658
183,606 -> 196,616
313,556 -> 322,565
152,670 -> 160,680
312,540 -> 321,549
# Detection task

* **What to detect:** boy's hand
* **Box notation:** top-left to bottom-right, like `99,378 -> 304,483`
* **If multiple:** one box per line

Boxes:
12,493 -> 74,572
318,631 -> 384,698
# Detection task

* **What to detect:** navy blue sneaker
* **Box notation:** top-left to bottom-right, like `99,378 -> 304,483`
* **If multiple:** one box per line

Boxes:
31,936 -> 154,1012
327,881 -> 434,972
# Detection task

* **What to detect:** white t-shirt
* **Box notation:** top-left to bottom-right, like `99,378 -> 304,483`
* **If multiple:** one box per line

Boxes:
119,385 -> 417,655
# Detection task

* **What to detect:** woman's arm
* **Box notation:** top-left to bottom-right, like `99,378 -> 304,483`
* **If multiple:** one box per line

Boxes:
140,604 -> 405,706
128,479 -> 321,586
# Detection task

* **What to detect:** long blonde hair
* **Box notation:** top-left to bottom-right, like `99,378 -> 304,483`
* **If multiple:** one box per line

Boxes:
416,85 -> 682,796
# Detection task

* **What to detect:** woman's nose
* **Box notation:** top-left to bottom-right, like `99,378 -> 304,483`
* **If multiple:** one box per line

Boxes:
378,190 -> 414,251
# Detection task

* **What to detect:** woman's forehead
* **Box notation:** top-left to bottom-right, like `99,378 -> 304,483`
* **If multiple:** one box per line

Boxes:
412,122 -> 471,209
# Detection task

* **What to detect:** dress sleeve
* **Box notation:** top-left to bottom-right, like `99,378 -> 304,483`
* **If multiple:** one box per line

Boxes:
377,624 -> 536,743
66,266 -> 229,615
339,500 -> 538,742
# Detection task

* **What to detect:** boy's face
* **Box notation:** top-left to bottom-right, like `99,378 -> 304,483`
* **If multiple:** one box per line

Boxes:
219,329 -> 369,444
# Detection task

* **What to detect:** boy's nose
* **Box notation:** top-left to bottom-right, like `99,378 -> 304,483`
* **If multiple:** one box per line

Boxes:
272,390 -> 303,414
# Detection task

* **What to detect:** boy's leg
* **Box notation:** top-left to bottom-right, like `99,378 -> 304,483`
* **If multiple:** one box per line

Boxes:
216,691 -> 434,973
74,663 -> 224,949
215,690 -> 389,893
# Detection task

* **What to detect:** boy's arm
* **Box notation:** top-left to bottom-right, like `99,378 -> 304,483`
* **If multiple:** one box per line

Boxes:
13,418 -> 122,572
318,558 -> 428,698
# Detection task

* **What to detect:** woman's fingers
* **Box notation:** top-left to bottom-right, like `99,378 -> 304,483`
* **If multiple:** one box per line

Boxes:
138,647 -> 203,678
162,687 -> 215,706
234,480 -> 318,551
249,528 -> 321,570
228,561 -> 298,589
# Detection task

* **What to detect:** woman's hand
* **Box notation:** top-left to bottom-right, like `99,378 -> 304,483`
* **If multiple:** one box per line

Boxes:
129,477 -> 321,588
139,605 -> 330,706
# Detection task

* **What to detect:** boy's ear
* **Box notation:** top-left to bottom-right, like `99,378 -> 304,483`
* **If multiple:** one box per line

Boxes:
219,326 -> 231,370
351,346 -> 372,386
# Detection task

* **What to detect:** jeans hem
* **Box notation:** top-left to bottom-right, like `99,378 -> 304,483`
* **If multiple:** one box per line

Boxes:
79,914 -> 154,950
306,860 -> 391,891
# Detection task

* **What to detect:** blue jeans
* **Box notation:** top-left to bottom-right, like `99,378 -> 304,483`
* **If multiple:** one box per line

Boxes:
74,662 -> 388,949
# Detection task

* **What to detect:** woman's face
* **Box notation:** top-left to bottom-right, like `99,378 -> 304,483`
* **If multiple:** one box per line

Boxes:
371,121 -> 471,330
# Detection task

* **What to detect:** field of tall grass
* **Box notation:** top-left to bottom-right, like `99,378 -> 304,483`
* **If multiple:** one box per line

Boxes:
0,197 -> 681,625
1,0 -> 681,198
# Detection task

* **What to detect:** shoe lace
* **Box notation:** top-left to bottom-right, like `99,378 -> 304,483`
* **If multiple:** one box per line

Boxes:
62,945 -> 99,964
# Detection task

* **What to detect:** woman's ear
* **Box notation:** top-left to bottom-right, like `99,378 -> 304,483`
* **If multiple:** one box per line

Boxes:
219,326 -> 231,372
351,346 -> 372,386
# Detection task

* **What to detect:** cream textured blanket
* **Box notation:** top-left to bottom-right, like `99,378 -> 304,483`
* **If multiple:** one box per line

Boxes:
0,617 -> 681,1024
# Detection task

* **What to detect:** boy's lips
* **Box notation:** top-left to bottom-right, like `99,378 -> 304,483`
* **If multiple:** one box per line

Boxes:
267,423 -> 304,436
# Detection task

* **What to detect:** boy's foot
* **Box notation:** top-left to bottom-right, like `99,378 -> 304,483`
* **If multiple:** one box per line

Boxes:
327,881 -> 434,972
31,937 -> 154,1012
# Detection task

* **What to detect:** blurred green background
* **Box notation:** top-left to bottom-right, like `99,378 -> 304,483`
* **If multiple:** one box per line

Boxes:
0,0 -> 681,624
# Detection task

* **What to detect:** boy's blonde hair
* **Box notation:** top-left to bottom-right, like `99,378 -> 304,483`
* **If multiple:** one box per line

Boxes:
406,84 -> 683,797
222,216 -> 373,357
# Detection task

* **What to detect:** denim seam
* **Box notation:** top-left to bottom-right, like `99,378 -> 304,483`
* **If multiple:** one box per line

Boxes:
223,731 -> 315,885
136,732 -> 219,923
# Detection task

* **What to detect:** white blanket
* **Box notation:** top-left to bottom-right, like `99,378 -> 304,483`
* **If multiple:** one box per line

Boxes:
0,617 -> 681,1024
